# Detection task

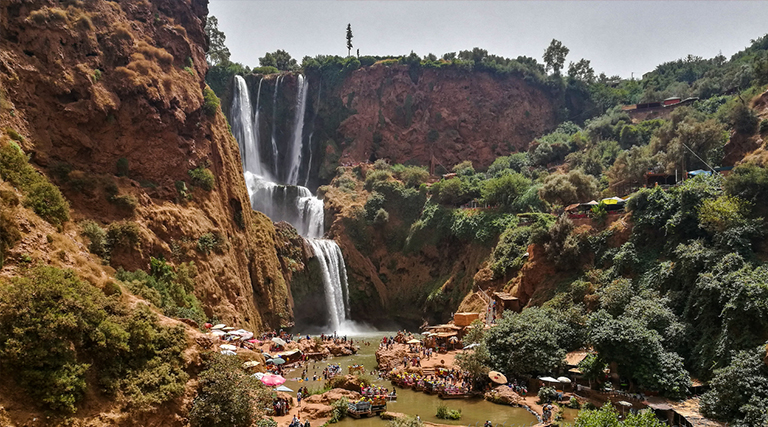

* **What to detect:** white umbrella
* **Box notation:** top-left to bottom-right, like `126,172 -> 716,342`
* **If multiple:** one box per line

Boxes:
223,326 -> 236,331
210,330 -> 226,336
617,401 -> 632,407
539,376 -> 561,383
220,344 -> 238,351
233,329 -> 249,335
221,350 -> 237,356
557,376 -> 572,384
272,337 -> 287,346
211,324 -> 226,330
276,385 -> 293,392
463,343 -> 480,350
243,361 -> 261,368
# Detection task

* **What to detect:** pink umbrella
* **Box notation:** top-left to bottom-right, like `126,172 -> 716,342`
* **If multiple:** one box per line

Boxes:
261,374 -> 286,387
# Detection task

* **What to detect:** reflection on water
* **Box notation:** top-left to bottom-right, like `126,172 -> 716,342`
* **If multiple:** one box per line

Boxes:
283,333 -> 538,427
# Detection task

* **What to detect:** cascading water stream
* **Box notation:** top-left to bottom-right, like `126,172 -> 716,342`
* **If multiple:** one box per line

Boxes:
307,239 -> 350,333
286,74 -> 309,186
230,73 -> 358,332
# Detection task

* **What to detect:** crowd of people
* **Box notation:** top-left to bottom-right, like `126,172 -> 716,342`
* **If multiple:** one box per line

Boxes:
389,371 -> 472,396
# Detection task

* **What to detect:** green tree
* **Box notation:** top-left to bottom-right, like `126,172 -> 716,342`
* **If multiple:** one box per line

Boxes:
568,58 -> 595,83
578,354 -> 607,389
484,307 -> 578,377
699,345 -> 768,426
189,354 -> 272,427
205,16 -> 230,66
481,172 -> 531,212
346,24 -> 353,57
538,169 -> 599,207
259,50 -> 298,71
574,403 -> 666,427
543,39 -> 570,75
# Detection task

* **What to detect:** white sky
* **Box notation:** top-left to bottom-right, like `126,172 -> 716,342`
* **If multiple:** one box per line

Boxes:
209,1 -> 768,79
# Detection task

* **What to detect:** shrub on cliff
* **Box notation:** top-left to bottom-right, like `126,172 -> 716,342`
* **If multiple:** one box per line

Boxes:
0,266 -> 188,414
23,181 -> 70,226
203,86 -> 220,116
189,166 -> 216,191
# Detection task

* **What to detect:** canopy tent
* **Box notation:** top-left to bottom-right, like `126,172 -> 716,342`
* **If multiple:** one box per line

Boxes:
407,339 -> 421,344
211,324 -> 226,330
261,374 -> 286,387
220,350 -> 237,356
489,371 -> 507,384
600,197 -> 625,205
557,376 -> 572,384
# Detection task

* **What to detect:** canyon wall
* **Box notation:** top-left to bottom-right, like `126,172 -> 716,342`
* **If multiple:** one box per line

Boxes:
0,0 -> 294,331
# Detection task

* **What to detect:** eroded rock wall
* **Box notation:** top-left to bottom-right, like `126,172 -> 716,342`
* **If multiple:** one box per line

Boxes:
0,0 -> 294,331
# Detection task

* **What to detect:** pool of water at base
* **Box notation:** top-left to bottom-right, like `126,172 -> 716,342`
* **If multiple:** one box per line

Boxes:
282,333 -> 538,427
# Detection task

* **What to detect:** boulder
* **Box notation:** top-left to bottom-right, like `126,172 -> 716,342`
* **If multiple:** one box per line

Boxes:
485,386 -> 525,406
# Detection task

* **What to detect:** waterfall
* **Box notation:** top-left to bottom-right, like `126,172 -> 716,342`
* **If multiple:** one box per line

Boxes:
231,76 -> 261,177
286,74 -> 309,185
230,73 -> 359,332
307,239 -> 350,333
269,75 -> 282,177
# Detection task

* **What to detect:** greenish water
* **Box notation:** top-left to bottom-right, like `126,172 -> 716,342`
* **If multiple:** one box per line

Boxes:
285,333 -> 538,427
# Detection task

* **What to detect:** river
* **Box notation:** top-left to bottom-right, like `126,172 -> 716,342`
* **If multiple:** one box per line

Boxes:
283,333 -> 541,427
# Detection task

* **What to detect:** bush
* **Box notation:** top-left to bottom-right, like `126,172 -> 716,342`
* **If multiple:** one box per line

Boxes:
537,386 -> 558,404
110,193 -> 138,212
197,231 -> 226,254
202,86 -> 220,116
106,221 -> 141,250
175,180 -> 192,201
0,266 -> 189,414
329,397 -> 348,423
189,166 -> 216,191
24,181 -> 70,226
730,103 -> 759,135
373,208 -> 389,225
80,220 -> 108,258
435,403 -> 462,420
116,157 -> 129,176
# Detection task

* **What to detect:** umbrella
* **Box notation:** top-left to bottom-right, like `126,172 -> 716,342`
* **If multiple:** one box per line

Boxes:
223,326 -> 236,331
617,401 -> 632,407
252,372 -> 266,379
242,332 -> 254,340
539,376 -> 561,383
243,361 -> 261,368
557,376 -> 572,384
220,344 -> 238,351
407,339 -> 420,344
489,371 -> 508,384
248,339 -> 259,343
275,385 -> 293,392
272,337 -> 287,347
601,197 -> 625,205
221,350 -> 237,356
233,329 -> 249,335
584,200 -> 599,206
268,357 -> 286,365
261,374 -> 286,386
448,337 -> 459,343
463,343 -> 480,350
211,330 -> 226,336
211,324 -> 226,330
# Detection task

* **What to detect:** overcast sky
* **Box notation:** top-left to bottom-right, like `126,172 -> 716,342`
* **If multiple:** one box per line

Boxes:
209,1 -> 768,79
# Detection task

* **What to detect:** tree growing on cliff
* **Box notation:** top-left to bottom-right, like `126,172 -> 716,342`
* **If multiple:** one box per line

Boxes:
346,23 -> 354,57
543,39 -> 570,76
259,50 -> 298,71
204,16 -> 230,66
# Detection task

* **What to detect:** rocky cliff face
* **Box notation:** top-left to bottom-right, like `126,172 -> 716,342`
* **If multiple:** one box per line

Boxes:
331,65 -> 558,172
0,0 -> 293,331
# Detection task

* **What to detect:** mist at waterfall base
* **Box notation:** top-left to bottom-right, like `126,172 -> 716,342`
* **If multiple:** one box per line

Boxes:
231,74 -> 374,335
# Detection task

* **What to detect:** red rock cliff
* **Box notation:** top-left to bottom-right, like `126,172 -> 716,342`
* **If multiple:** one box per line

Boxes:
0,0 -> 293,331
